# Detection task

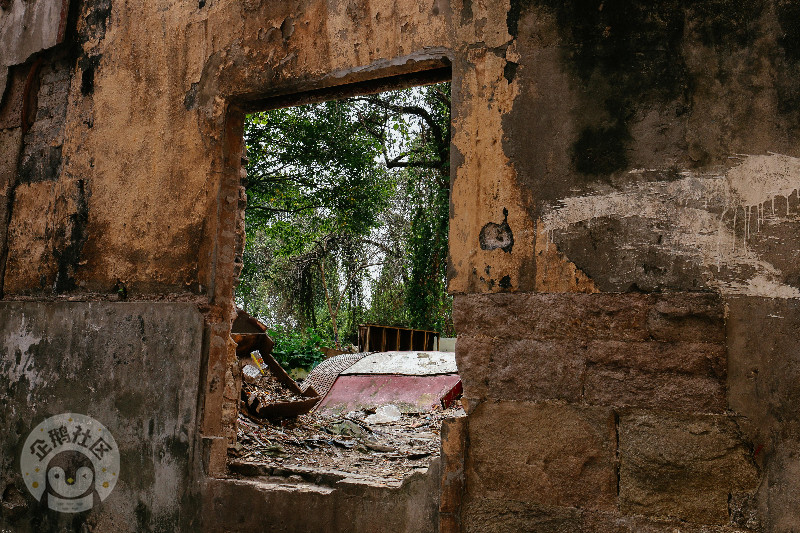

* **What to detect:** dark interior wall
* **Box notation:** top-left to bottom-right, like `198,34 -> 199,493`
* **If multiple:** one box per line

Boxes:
0,302 -> 204,532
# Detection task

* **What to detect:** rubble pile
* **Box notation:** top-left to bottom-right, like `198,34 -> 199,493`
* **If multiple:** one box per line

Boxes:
232,405 -> 464,481
242,368 -> 307,407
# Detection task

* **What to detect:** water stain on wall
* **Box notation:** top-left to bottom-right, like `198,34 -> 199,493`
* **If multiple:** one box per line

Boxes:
541,153 -> 800,297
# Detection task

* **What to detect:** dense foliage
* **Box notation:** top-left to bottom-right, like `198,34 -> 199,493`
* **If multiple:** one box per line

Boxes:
236,83 -> 453,355
268,326 -> 327,371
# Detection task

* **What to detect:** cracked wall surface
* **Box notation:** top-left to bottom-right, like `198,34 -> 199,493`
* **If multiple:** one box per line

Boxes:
1,0 -> 800,531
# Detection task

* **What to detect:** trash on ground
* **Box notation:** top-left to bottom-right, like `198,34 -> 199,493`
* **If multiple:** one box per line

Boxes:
242,364 -> 261,385
243,370 -> 308,405
233,309 -> 320,420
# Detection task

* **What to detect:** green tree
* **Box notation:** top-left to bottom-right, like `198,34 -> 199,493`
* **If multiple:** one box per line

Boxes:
236,83 -> 453,347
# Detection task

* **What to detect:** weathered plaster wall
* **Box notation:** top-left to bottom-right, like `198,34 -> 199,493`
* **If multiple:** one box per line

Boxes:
1,0 -> 800,531
0,302 -> 203,532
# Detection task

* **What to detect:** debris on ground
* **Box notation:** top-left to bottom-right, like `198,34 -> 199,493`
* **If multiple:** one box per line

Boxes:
366,404 -> 402,424
232,346 -> 464,482
231,404 -> 465,482
240,357 -> 319,420
242,368 -> 308,406
242,364 -> 261,385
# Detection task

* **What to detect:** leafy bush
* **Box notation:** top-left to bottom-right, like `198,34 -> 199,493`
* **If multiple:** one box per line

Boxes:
268,326 -> 327,371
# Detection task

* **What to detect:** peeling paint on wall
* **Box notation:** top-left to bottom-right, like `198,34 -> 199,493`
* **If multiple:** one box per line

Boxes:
1,315 -> 43,402
542,153 -> 800,297
727,153 -> 800,218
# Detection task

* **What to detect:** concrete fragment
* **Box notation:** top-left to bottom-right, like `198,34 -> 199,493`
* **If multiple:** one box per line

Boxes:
366,405 -> 402,424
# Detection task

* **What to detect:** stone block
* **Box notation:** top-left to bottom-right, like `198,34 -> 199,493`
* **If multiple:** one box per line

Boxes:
757,440 -> 800,532
458,333 -> 725,409
454,334 -> 492,400
440,416 -> 467,533
582,511 -> 754,532
453,293 -> 653,342
727,297 -> 800,433
462,499 -> 582,533
489,338 -> 584,402
584,367 -> 726,412
440,416 -> 467,515
619,412 -> 759,524
457,335 -> 584,402
646,294 -> 725,343
454,293 -> 725,345
584,339 -> 726,411
467,402 -> 617,511
586,340 -> 725,376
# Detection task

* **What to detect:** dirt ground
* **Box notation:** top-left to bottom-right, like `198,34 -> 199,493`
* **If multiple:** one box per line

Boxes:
230,404 -> 465,483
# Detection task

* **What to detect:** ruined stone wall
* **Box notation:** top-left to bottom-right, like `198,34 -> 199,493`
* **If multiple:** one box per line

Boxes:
1,0 -> 799,531
447,1 -> 800,531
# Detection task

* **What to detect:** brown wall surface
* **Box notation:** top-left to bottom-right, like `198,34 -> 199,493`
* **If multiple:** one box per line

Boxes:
2,0 -> 800,531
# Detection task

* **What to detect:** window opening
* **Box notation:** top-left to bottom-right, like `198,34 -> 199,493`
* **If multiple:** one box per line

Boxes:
230,80 -> 464,484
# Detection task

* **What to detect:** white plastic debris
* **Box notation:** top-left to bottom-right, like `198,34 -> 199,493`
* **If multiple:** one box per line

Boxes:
242,364 -> 262,385
366,404 -> 402,424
